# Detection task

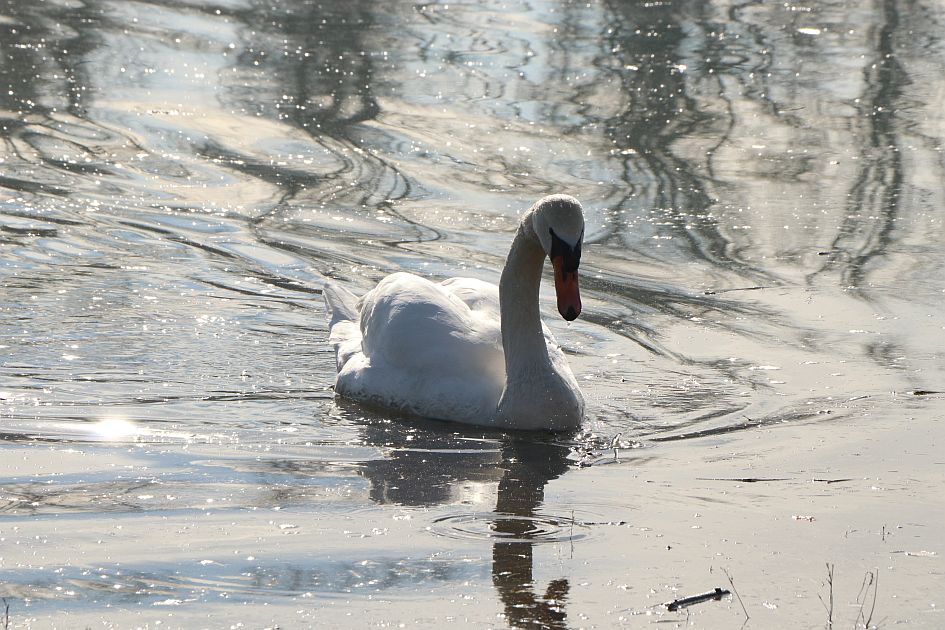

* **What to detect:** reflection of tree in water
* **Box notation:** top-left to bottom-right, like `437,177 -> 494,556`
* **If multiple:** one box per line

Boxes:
214,1 -> 398,203
208,0 -> 442,259
539,1 -> 785,360
814,0 -> 906,296
554,0 -> 748,273
599,1 -> 713,242
556,0 -> 921,293
223,2 -> 381,139
593,0 -> 916,298
0,0 -> 398,206
0,0 -> 115,194
0,0 -> 101,118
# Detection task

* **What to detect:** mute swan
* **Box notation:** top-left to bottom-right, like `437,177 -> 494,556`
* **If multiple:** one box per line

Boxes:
324,194 -> 585,431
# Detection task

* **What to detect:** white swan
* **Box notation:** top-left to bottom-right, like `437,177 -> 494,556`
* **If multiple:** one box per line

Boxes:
324,194 -> 586,431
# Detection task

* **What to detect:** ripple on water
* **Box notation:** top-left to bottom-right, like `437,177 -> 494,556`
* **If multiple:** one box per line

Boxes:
430,511 -> 595,544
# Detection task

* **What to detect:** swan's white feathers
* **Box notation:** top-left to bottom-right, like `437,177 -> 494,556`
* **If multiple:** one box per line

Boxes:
440,277 -> 500,312
359,273 -> 500,373
323,281 -> 360,327
326,272 -> 509,423
324,282 -> 363,371
324,194 -> 586,430
531,194 -> 585,254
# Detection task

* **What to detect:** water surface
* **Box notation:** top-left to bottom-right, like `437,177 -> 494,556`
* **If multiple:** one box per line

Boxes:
2,0 -> 944,628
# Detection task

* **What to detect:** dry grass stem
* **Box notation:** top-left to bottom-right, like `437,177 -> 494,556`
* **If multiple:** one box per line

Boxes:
855,569 -> 880,629
721,567 -> 749,620
816,562 -> 834,626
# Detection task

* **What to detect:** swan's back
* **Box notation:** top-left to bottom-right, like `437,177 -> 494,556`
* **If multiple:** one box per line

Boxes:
325,273 -> 506,424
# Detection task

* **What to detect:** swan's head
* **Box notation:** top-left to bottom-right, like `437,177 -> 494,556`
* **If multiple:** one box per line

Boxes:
530,194 -> 585,321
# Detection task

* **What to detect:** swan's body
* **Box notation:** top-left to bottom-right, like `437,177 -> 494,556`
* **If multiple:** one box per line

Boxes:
325,194 -> 586,431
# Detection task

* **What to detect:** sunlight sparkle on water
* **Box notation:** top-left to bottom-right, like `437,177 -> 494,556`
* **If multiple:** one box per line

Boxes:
93,417 -> 139,441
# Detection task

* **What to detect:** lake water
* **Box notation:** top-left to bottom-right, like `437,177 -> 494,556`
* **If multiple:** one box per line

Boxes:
1,0 -> 944,628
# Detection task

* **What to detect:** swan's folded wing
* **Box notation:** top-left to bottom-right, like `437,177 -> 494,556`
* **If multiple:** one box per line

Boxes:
439,277 -> 500,316
334,273 -> 506,423
358,273 -> 502,376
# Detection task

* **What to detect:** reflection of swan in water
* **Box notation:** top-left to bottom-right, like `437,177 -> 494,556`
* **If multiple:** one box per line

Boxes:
324,194 -> 586,431
357,416 -> 574,628
491,440 -> 573,629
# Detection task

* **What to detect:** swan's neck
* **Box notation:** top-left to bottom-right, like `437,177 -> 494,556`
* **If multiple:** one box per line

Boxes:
499,218 -> 550,377
495,213 -> 584,431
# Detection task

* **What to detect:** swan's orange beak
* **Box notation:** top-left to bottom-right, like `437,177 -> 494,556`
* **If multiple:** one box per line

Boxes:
552,256 -> 581,321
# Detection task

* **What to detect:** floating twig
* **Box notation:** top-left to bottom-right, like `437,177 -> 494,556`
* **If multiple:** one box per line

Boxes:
698,477 -> 790,483
703,286 -> 767,295
665,587 -> 730,611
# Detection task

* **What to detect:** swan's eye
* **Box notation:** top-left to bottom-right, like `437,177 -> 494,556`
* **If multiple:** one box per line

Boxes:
549,228 -> 582,272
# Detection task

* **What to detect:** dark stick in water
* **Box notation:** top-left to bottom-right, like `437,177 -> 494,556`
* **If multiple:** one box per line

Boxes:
665,587 -> 730,611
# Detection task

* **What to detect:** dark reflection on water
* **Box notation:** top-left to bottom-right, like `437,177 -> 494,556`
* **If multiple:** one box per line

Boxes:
815,0 -> 905,295
353,415 -> 578,626
357,419 -> 505,507
594,1 -> 734,268
2,0 -> 945,624
490,440 -> 573,630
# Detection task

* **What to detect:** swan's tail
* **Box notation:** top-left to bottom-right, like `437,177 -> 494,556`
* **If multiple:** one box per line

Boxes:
324,282 -> 362,371
324,281 -> 360,327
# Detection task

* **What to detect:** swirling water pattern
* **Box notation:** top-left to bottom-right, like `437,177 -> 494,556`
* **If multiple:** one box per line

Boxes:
1,1 -> 944,627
